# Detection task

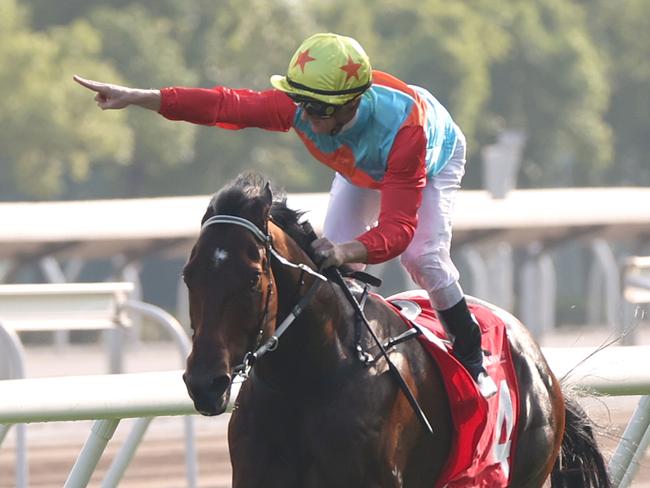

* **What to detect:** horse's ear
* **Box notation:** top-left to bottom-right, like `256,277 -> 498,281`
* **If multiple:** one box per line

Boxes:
200,204 -> 214,226
260,182 -> 273,225
250,182 -> 273,231
263,182 -> 273,207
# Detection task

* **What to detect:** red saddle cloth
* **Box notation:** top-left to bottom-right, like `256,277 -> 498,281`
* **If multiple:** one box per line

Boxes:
384,291 -> 520,488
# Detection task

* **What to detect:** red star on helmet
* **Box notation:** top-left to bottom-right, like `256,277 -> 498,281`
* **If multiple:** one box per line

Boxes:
293,49 -> 316,73
339,56 -> 362,81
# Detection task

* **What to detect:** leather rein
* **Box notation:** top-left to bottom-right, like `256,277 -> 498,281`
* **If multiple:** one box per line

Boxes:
200,215 -> 326,379
200,214 -> 433,435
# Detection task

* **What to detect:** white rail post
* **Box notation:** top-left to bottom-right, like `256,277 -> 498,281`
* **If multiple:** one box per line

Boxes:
64,419 -> 120,488
101,417 -> 153,488
0,370 -> 198,487
485,242 -> 514,311
611,255 -> 650,485
38,256 -> 71,351
459,246 -> 489,299
590,239 -> 621,336
100,300 -> 197,488
622,256 -> 650,344
618,417 -> 650,488
0,321 -> 28,488
609,395 -> 650,487
520,243 -> 556,337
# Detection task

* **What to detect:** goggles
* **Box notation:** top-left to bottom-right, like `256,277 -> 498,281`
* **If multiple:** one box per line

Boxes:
288,94 -> 339,119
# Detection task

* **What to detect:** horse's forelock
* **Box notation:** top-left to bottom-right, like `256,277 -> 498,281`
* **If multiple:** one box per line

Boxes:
206,173 -> 269,216
202,172 -> 315,257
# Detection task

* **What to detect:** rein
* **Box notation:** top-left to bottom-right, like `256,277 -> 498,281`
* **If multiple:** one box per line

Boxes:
299,223 -> 434,436
201,214 -> 433,435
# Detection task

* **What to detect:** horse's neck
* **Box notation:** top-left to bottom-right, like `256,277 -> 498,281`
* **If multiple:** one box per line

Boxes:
259,248 -> 352,388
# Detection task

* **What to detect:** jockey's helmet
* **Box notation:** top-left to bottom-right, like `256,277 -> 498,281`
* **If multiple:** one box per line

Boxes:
270,33 -> 372,107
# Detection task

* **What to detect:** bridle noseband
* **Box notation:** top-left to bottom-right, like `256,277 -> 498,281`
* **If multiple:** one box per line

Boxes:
200,214 -> 327,379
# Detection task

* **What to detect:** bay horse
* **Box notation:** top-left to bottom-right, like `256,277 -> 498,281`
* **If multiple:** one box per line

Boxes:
182,173 -> 610,487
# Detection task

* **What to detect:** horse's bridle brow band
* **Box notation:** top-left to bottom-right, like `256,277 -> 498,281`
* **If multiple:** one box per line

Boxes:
201,214 -> 327,282
201,213 -> 327,379
202,215 -> 270,243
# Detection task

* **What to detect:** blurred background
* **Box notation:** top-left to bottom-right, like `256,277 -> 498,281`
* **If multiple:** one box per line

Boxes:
1,0 -> 648,324
0,0 -> 649,486
2,0 -> 648,200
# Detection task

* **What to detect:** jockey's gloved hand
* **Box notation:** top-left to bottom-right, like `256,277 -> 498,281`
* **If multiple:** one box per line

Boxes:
310,237 -> 370,274
311,237 -> 346,270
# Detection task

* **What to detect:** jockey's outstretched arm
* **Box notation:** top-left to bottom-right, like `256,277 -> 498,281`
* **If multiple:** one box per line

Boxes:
73,75 -> 161,112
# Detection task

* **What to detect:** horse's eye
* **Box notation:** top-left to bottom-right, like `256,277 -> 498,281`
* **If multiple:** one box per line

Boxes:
249,271 -> 261,289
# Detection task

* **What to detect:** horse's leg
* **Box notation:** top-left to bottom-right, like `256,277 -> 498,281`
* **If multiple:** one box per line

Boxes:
500,317 -> 565,487
299,347 -> 450,488
383,342 -> 452,488
228,385 -> 300,488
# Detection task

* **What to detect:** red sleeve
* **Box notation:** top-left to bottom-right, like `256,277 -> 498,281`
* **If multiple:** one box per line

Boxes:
356,126 -> 427,264
158,86 -> 297,132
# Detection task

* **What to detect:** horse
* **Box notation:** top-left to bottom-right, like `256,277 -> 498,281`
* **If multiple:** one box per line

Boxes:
182,173 -> 611,488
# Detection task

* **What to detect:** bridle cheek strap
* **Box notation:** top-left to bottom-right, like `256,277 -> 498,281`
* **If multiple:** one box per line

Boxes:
244,276 -> 323,366
202,214 -> 326,379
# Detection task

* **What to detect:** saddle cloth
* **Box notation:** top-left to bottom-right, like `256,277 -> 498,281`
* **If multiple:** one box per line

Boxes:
384,290 -> 520,488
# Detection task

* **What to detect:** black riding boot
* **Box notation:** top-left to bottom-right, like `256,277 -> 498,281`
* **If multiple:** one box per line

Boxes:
438,297 -> 497,398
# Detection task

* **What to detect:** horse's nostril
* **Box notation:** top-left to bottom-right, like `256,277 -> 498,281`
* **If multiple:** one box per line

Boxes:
211,375 -> 231,397
184,371 -> 231,402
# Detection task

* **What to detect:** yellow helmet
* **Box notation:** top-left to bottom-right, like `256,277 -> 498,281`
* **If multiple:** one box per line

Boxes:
270,33 -> 372,105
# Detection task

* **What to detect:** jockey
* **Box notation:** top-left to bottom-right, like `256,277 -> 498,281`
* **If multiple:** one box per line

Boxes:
73,32 -> 498,398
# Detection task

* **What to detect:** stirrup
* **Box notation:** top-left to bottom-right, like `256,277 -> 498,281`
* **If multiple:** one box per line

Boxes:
476,371 -> 498,399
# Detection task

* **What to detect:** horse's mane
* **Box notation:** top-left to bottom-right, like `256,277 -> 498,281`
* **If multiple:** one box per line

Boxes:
270,203 -> 314,254
205,172 -> 314,255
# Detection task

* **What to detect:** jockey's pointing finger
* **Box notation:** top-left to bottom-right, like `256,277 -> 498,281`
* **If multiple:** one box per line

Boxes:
73,75 -> 103,92
73,76 -> 160,111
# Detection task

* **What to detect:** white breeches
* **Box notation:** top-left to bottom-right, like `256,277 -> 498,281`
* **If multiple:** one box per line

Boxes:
322,129 -> 467,310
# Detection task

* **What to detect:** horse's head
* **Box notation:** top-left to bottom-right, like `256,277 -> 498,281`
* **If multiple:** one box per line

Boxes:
182,174 -> 278,415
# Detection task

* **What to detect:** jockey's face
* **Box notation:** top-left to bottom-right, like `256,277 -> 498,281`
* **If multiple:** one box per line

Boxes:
301,110 -> 340,134
300,99 -> 360,135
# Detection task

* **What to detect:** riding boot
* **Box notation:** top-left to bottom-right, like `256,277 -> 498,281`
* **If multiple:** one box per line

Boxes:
438,297 -> 498,398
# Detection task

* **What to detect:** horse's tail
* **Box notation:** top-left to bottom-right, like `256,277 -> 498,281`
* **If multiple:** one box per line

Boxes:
550,392 -> 611,487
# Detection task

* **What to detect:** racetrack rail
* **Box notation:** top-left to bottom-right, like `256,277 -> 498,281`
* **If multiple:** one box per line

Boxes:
0,422 -> 231,488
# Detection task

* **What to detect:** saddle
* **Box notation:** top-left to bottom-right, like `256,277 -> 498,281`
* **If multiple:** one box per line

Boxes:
384,291 -> 521,488
331,266 -> 519,486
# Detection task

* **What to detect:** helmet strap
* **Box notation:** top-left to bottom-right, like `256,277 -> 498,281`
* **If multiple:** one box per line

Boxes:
329,97 -> 361,135
330,123 -> 344,136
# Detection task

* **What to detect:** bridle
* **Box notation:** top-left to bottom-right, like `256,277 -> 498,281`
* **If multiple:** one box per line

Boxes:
199,214 -> 433,435
200,214 -> 327,380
